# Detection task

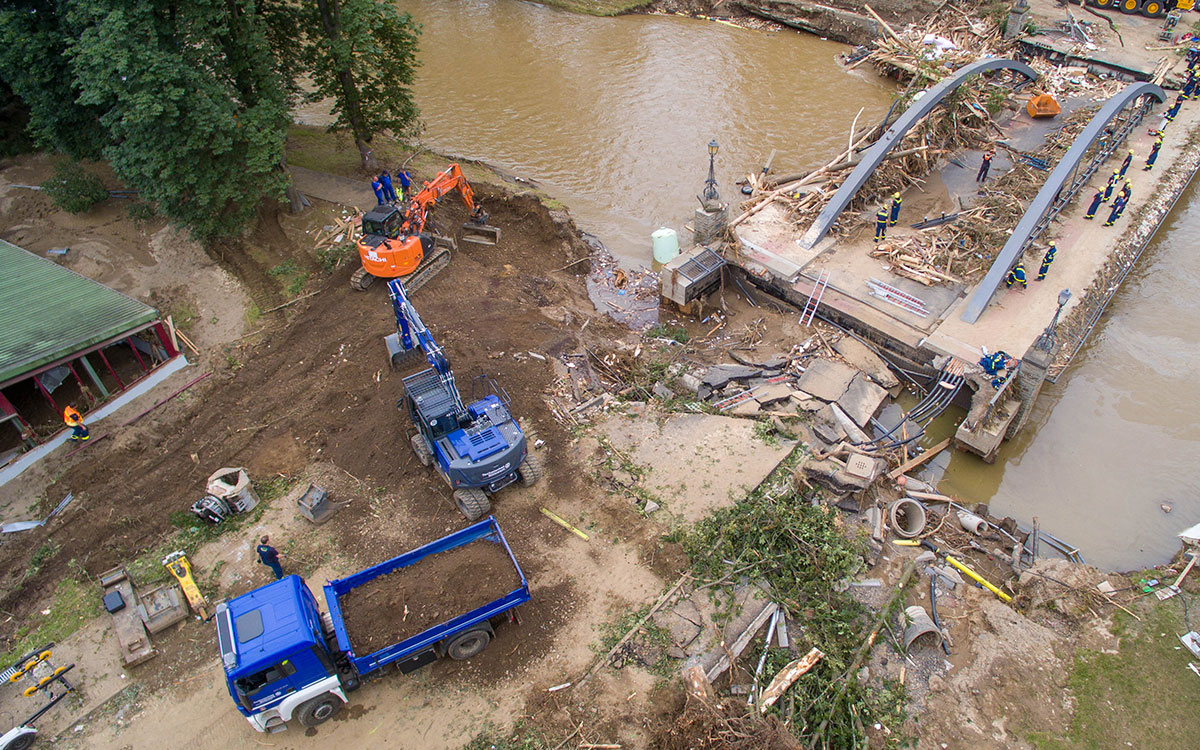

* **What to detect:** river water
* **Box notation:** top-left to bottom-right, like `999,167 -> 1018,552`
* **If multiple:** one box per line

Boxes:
296,0 -> 1195,570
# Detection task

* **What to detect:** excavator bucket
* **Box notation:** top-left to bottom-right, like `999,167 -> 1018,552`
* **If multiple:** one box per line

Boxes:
461,221 -> 501,246
1026,94 -> 1061,119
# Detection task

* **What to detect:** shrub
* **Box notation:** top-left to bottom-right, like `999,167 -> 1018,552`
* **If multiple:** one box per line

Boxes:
41,161 -> 109,214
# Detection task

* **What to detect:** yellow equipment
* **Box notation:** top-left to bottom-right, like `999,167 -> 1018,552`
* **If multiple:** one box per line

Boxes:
893,539 -> 1013,602
163,551 -> 208,619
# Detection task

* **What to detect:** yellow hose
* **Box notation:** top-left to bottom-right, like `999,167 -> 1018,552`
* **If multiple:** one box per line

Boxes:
945,554 -> 1012,602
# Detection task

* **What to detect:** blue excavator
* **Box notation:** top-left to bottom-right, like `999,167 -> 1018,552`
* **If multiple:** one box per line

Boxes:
384,279 -> 543,520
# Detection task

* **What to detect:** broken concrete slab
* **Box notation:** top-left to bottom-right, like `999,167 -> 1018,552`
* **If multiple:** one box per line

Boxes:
599,412 -> 795,523
652,382 -> 675,400
655,596 -> 704,659
702,364 -> 761,389
827,403 -> 870,444
837,373 -> 889,428
833,336 -> 901,392
730,350 -> 790,371
753,383 -> 795,406
796,358 -> 857,402
812,410 -> 846,445
791,392 -> 824,412
730,400 -> 761,417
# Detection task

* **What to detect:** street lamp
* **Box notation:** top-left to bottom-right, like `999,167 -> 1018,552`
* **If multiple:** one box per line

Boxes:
1035,288 -> 1071,352
702,139 -> 720,204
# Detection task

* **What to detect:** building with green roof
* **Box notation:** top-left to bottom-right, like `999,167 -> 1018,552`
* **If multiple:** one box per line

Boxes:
0,239 -> 180,466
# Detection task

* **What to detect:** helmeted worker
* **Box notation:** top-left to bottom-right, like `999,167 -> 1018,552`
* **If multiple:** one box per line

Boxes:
977,149 -> 995,182
874,205 -> 889,242
1102,170 -> 1120,202
1084,189 -> 1103,220
979,350 -> 1015,390
1005,261 -> 1027,289
1119,149 -> 1134,178
1144,137 -> 1163,171
889,192 -> 902,226
379,171 -> 397,203
370,176 -> 385,204
1104,194 -> 1127,227
1167,93 -> 1184,122
1184,73 -> 1197,100
1037,241 -> 1056,281
1119,179 -> 1132,204
63,405 -> 88,442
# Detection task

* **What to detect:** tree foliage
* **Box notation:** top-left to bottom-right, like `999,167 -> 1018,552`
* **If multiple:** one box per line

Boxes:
302,0 -> 422,168
0,0 -> 423,241
41,161 -> 109,214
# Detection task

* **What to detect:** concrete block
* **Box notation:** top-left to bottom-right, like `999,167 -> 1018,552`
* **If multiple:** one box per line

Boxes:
753,383 -> 795,406
837,373 -> 889,428
796,359 -> 857,402
702,364 -> 761,389
833,336 -> 900,391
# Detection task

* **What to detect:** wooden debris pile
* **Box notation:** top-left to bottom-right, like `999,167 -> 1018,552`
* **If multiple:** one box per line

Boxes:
856,5 -> 1004,82
870,238 -> 965,287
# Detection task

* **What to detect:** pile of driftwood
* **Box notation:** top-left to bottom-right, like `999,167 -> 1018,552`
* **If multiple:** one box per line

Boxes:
870,237 -> 965,287
853,4 -> 1003,82
312,212 -> 360,253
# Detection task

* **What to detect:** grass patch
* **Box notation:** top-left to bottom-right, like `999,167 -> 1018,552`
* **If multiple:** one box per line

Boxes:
1028,602 -> 1200,749
169,302 -> 199,333
1,577 -> 101,665
645,324 -> 689,344
464,721 -> 551,750
673,449 -> 910,747
244,302 -> 261,328
596,604 -> 675,678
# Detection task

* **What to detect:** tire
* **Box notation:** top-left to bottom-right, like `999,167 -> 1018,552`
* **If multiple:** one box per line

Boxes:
517,452 -> 544,488
411,433 -> 433,467
1119,0 -> 1140,12
295,692 -> 342,728
452,488 -> 490,521
6,732 -> 36,750
446,629 -> 491,660
1142,0 -> 1165,15
1093,0 -> 1116,7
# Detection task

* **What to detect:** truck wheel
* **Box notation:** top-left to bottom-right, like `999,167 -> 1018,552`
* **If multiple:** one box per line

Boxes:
1142,0 -> 1165,15
517,453 -> 544,488
411,433 -> 433,467
446,629 -> 491,660
452,488 -> 490,521
1119,0 -> 1140,12
295,692 -> 342,727
5,732 -> 36,750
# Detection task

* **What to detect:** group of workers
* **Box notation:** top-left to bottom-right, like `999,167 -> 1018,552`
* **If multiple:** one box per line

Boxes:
371,168 -> 413,205
873,191 -> 904,242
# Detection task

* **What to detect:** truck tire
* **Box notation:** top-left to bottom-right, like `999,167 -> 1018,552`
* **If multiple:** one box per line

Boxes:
5,732 -> 36,750
295,692 -> 342,727
411,433 -> 433,467
1093,0 -> 1117,7
446,628 -> 491,660
1118,0 -> 1140,12
1142,0 -> 1166,15
517,453 -> 544,488
452,488 -> 490,521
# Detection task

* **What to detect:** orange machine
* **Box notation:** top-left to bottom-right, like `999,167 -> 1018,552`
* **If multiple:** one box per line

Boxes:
351,163 -> 500,291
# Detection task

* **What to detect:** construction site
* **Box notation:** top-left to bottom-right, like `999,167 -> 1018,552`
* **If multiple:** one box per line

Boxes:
1,1 -> 1200,749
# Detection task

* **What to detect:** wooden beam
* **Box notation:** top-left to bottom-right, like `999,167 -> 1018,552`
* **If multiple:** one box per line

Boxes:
886,437 -> 951,480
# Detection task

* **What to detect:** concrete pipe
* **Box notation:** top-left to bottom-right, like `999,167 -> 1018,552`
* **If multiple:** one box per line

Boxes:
957,510 -> 988,535
889,498 -> 927,538
903,605 -> 944,650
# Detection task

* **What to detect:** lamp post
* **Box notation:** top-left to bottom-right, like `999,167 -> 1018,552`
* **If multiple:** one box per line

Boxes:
702,139 -> 720,205
1035,288 -> 1071,352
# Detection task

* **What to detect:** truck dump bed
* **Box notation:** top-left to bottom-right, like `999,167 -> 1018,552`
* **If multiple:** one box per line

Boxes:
323,517 -> 529,675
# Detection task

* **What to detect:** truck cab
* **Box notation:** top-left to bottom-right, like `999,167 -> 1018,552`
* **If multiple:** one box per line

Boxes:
216,577 -> 348,733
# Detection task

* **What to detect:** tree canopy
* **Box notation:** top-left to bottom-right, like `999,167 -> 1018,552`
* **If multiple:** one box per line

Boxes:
0,0 -> 423,242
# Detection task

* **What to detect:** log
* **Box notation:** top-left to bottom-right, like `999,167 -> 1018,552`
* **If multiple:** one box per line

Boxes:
886,437 -> 951,480
863,4 -> 905,46
758,647 -> 825,713
705,601 -> 779,683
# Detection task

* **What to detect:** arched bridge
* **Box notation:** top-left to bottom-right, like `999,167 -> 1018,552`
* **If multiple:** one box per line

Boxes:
799,58 -> 1039,250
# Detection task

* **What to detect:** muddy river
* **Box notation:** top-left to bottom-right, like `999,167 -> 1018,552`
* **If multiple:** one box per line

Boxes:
294,0 -> 894,263
293,1 -> 1194,570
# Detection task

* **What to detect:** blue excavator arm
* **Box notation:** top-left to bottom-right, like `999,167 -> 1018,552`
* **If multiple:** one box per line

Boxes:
387,279 -> 466,413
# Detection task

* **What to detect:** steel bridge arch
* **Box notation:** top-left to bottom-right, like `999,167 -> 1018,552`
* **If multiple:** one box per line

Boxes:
960,81 -> 1165,323
800,58 -> 1038,250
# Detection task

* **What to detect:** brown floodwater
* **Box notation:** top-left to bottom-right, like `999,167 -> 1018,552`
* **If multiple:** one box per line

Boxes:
292,0 -> 1195,570
293,0 -> 894,263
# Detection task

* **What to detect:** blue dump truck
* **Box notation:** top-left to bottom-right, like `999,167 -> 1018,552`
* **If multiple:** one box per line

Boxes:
215,518 -> 529,733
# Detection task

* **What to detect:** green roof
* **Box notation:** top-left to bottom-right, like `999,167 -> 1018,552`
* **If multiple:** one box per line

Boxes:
0,239 -> 159,385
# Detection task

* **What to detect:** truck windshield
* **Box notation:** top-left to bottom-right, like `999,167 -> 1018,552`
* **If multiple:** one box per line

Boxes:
234,660 -> 297,709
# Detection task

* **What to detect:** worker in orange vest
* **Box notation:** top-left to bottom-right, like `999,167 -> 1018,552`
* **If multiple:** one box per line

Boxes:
63,405 -> 89,442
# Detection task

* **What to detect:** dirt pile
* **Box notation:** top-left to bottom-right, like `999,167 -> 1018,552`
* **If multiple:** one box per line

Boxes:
338,538 -> 521,655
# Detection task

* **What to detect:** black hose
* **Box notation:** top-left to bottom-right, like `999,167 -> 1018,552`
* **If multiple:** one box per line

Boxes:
929,575 -> 951,655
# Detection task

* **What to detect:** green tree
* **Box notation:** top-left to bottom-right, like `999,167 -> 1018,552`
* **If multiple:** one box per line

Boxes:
0,1 -> 106,158
66,0 -> 291,242
302,0 -> 422,170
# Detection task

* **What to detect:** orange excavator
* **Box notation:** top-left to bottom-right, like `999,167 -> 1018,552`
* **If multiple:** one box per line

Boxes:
351,163 -> 501,291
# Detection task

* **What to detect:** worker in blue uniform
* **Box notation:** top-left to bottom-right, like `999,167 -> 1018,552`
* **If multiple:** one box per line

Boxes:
1119,149 -> 1134,178
1084,188 -> 1103,220
1184,73 -> 1197,100
874,205 -> 889,242
1144,137 -> 1163,171
889,192 -> 902,226
1104,194 -> 1127,227
379,171 -> 397,203
1005,261 -> 1027,289
257,535 -> 284,580
371,176 -> 385,204
1167,93 -> 1184,122
1102,170 -> 1119,202
1036,241 -> 1056,281
979,350 -> 1015,389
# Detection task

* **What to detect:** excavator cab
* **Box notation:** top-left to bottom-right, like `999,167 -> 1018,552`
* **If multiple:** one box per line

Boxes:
360,206 -> 404,242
